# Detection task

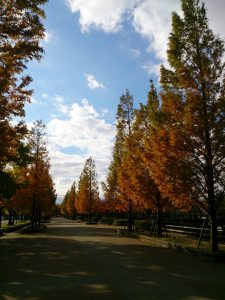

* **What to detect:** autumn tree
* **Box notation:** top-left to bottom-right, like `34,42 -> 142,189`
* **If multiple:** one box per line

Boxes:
27,120 -> 56,229
151,0 -> 225,251
13,158 -> 56,222
0,0 -> 47,170
10,167 -> 31,219
76,157 -> 100,223
61,191 -> 69,217
66,181 -> 77,219
104,90 -> 134,231
0,0 -> 48,205
118,82 -> 172,237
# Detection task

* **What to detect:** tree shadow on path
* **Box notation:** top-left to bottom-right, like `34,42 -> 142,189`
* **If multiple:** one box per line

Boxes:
0,219 -> 225,300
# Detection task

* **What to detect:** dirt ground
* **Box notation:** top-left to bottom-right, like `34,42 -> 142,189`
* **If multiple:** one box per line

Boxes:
0,218 -> 225,300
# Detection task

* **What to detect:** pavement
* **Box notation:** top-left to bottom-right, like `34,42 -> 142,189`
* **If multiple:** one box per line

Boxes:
0,218 -> 225,300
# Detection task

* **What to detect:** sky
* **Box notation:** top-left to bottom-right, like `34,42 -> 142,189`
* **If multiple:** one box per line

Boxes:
26,0 -> 225,203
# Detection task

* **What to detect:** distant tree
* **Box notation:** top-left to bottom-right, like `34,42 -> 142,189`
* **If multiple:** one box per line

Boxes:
61,191 -> 69,217
66,181 -> 77,219
150,0 -> 225,251
76,157 -> 99,223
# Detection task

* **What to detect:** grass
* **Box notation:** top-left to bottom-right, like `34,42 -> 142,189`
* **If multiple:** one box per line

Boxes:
0,221 -> 31,233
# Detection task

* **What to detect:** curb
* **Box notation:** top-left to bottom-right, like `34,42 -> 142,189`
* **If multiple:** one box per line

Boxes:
0,222 -> 32,235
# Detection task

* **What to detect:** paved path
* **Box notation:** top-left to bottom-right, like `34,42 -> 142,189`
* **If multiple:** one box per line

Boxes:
0,218 -> 224,300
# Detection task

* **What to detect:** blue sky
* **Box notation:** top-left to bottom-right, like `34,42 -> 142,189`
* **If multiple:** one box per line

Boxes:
25,0 -> 225,202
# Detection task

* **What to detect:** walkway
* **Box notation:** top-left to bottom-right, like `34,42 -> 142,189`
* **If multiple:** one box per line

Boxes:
0,218 -> 224,300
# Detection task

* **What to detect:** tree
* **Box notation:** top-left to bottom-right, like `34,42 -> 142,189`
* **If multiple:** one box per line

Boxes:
76,157 -> 100,222
66,181 -> 77,219
104,90 -> 134,231
27,120 -> 56,229
13,158 -> 56,224
0,0 -> 47,171
61,191 -> 69,217
151,0 -> 225,251
118,82 -> 172,237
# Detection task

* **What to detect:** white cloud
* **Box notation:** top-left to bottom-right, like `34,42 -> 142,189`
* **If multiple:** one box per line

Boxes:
54,95 -> 65,104
129,48 -> 141,59
47,99 -> 115,197
43,31 -> 53,43
30,97 -> 37,104
205,0 -> 225,40
66,0 -> 225,63
85,73 -> 105,90
101,108 -> 108,116
53,95 -> 68,114
66,0 -> 178,60
48,150 -> 85,197
132,1 -> 180,61
142,61 -> 161,77
66,0 -> 138,33
42,93 -> 48,99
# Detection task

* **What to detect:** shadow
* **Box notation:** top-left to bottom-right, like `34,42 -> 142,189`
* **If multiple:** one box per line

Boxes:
42,219 -> 128,243
0,219 -> 225,300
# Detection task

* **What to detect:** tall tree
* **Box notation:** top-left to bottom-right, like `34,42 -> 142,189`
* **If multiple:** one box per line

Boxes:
28,120 -> 56,229
151,0 -> 225,251
76,157 -> 99,223
104,90 -> 134,231
119,82 -> 172,237
0,0 -> 47,171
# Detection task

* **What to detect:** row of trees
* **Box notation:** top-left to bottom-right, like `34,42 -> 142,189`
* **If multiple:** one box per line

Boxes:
102,0 -> 225,252
0,1 -> 56,227
0,120 -> 56,229
61,157 -> 100,223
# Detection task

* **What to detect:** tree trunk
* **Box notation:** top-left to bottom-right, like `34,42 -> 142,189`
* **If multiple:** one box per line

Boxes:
38,210 -> 41,225
206,149 -> 219,252
201,80 -> 219,252
0,207 -> 2,228
209,204 -> 219,252
8,208 -> 13,225
156,189 -> 162,237
31,198 -> 36,230
12,210 -> 15,225
127,201 -> 132,232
